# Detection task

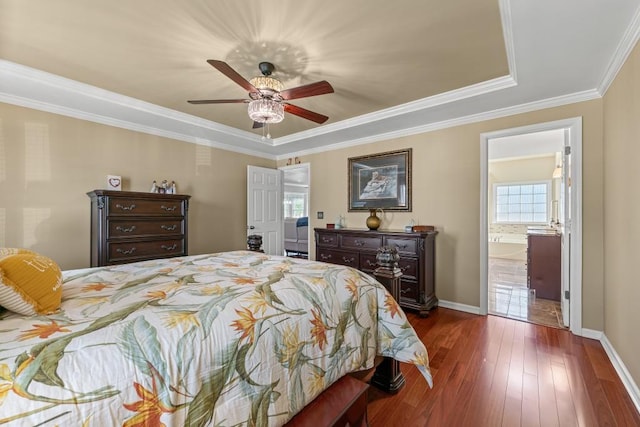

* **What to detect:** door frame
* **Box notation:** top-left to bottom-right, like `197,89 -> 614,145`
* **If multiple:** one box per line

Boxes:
479,117 -> 583,335
279,162 -> 311,254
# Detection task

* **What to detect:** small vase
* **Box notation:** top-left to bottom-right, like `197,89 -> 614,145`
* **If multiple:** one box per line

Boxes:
366,209 -> 381,230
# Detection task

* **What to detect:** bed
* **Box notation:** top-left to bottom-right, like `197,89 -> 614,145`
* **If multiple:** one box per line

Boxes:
0,251 -> 431,426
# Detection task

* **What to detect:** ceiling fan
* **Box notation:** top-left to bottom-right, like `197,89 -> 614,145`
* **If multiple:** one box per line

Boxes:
188,60 -> 334,129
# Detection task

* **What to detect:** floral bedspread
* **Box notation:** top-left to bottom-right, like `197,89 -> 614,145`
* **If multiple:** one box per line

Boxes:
0,251 -> 431,426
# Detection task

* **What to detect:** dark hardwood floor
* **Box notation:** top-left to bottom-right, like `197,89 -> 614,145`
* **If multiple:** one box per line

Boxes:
364,308 -> 640,426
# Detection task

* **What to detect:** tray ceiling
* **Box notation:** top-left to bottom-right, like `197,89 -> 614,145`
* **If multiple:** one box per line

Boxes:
1,0 -> 639,158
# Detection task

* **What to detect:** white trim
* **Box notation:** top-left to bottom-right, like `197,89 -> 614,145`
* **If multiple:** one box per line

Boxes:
480,139 -> 489,315
479,117 -> 583,336
598,3 -> 640,96
499,0 -> 518,84
600,334 -> 640,414
273,75 -> 517,147
2,59 -> 603,162
276,90 -> 599,160
438,300 -> 481,315
580,328 -> 603,341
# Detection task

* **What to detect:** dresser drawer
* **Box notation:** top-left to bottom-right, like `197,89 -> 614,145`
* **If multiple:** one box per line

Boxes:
316,248 -> 359,269
397,258 -> 418,280
108,198 -> 185,217
399,279 -> 419,301
316,232 -> 339,247
340,234 -> 382,250
108,219 -> 184,238
360,253 -> 378,273
384,236 -> 418,255
108,239 -> 185,263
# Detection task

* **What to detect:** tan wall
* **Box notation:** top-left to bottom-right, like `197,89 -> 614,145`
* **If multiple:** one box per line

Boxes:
0,103 -> 274,270
288,99 -> 604,330
603,41 -> 640,384
1,95 -> 608,333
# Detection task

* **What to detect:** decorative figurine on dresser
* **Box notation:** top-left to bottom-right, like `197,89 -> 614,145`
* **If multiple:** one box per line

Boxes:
87,190 -> 191,267
314,227 -> 437,316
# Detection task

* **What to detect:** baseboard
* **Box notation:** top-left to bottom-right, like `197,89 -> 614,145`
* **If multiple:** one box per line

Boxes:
600,334 -> 640,415
437,300 -> 481,315
580,328 -> 603,340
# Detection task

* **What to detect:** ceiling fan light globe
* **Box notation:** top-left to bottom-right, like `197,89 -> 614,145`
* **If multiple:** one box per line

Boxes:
248,99 -> 285,124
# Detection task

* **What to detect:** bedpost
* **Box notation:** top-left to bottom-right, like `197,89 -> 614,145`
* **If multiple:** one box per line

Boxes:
371,246 -> 406,394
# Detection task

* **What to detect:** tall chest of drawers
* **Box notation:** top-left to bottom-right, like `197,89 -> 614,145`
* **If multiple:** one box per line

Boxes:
314,228 -> 437,316
87,190 -> 191,267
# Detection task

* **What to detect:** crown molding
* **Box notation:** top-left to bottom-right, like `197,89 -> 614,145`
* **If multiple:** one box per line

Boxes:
0,60 -> 279,159
499,0 -> 518,84
276,88 -> 601,160
597,3 -> 640,96
272,75 -> 517,146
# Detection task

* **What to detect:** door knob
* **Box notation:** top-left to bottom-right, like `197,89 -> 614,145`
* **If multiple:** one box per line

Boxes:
248,225 -> 255,229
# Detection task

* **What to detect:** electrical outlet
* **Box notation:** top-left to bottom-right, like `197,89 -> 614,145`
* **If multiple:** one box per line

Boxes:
317,211 -> 324,219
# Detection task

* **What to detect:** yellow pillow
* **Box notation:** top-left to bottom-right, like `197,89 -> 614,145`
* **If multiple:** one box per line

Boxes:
0,252 -> 62,315
0,248 -> 36,260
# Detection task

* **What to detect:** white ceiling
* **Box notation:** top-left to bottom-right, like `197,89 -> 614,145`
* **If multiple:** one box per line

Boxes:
1,0 -> 639,159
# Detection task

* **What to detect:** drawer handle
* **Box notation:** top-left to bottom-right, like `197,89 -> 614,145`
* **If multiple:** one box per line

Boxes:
116,247 -> 137,255
115,225 -> 137,233
322,237 -> 332,243
400,265 -> 409,271
342,256 -> 355,264
354,240 -> 365,246
160,205 -> 177,212
320,254 -> 332,260
366,260 -> 376,266
400,288 -> 410,294
160,224 -> 177,231
115,203 -> 136,211
396,243 -> 408,249
161,244 -> 178,251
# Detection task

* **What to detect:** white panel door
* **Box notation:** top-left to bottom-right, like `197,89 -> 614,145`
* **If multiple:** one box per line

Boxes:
247,166 -> 283,255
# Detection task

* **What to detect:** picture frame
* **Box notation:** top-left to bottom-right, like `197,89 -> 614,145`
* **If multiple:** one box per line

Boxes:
348,148 -> 412,211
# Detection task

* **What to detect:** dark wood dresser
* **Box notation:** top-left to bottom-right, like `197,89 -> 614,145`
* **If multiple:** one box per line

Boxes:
527,232 -> 561,301
87,190 -> 191,267
314,228 -> 437,316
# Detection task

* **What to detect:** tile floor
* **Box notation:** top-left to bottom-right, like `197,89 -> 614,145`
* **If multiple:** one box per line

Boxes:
488,257 -> 566,329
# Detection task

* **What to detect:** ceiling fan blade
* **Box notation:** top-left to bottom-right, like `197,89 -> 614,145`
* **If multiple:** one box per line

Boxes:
207,60 -> 257,93
280,80 -> 334,100
284,103 -> 329,124
187,99 -> 248,104
252,121 -> 265,129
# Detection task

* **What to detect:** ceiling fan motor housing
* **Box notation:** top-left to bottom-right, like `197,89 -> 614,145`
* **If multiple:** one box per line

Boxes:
258,62 -> 275,76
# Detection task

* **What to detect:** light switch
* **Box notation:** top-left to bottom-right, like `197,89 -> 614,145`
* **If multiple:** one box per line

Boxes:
317,211 -> 324,219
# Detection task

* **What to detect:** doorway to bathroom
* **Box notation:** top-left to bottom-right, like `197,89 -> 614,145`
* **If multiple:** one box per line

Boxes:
480,118 -> 582,334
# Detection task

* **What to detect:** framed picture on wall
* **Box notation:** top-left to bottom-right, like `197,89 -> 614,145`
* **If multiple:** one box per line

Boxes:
348,148 -> 412,211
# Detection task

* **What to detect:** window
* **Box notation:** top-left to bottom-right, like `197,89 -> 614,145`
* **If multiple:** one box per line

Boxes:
494,182 -> 549,224
284,192 -> 307,218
